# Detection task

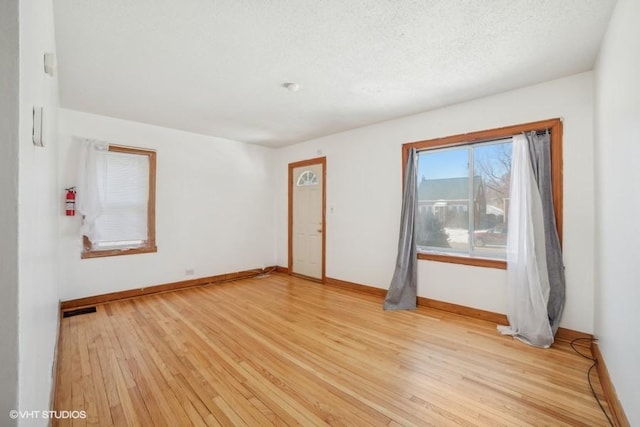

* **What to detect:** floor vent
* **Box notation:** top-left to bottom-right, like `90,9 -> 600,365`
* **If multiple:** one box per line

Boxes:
63,307 -> 97,318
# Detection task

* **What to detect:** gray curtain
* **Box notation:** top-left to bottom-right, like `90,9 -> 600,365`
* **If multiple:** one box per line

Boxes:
384,148 -> 418,310
525,131 -> 566,334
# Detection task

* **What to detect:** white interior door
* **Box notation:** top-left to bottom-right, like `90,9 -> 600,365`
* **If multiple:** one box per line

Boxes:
292,164 -> 323,279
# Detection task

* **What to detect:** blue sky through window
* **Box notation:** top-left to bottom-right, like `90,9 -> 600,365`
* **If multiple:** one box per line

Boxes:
418,149 -> 468,180
417,140 -> 512,182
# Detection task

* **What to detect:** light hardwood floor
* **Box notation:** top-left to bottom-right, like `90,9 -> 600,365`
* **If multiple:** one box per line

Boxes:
54,274 -> 610,426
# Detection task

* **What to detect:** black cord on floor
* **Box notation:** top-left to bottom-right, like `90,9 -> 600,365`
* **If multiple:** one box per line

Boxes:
570,338 -> 614,426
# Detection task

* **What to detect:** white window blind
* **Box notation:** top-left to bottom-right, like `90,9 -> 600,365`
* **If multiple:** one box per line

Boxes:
93,150 -> 149,249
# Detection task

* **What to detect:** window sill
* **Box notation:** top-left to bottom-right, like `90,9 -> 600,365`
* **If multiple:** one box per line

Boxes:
417,252 -> 506,269
81,245 -> 157,259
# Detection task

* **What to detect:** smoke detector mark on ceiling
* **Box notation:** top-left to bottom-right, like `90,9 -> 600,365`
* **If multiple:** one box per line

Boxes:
283,82 -> 300,92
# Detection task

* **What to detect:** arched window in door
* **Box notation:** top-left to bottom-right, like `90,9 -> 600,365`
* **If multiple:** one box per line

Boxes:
296,170 -> 319,186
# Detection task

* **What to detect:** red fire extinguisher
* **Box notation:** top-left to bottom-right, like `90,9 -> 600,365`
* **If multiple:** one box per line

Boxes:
65,187 -> 76,216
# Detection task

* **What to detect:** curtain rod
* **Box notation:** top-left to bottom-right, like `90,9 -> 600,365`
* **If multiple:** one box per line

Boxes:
533,129 -> 550,136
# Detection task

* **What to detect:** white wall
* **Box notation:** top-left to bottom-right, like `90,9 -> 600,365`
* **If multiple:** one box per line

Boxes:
0,0 -> 20,425
275,72 -> 595,333
17,0 -> 61,425
594,0 -> 640,423
58,109 -> 276,300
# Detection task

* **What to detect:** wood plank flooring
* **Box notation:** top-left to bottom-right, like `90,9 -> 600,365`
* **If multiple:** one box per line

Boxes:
53,274 -> 611,426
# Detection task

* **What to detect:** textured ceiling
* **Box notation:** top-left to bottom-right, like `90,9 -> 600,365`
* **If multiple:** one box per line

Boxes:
53,0 -> 616,147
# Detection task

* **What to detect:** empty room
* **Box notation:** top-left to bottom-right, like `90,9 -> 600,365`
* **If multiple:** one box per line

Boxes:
1,0 -> 638,425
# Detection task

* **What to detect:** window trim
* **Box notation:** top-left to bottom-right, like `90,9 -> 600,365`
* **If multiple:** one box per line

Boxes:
402,118 -> 563,269
81,145 -> 157,259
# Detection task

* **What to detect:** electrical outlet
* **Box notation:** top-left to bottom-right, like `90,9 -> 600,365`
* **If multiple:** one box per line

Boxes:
185,268 -> 195,276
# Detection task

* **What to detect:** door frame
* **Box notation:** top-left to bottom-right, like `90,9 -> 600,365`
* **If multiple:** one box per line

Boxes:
288,157 -> 326,282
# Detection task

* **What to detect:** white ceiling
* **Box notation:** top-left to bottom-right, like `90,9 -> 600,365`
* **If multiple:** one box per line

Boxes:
53,0 -> 616,148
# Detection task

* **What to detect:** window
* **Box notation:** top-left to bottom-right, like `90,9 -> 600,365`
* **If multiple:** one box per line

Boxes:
296,170 -> 319,186
82,145 -> 157,259
403,118 -> 562,269
417,138 -> 512,260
